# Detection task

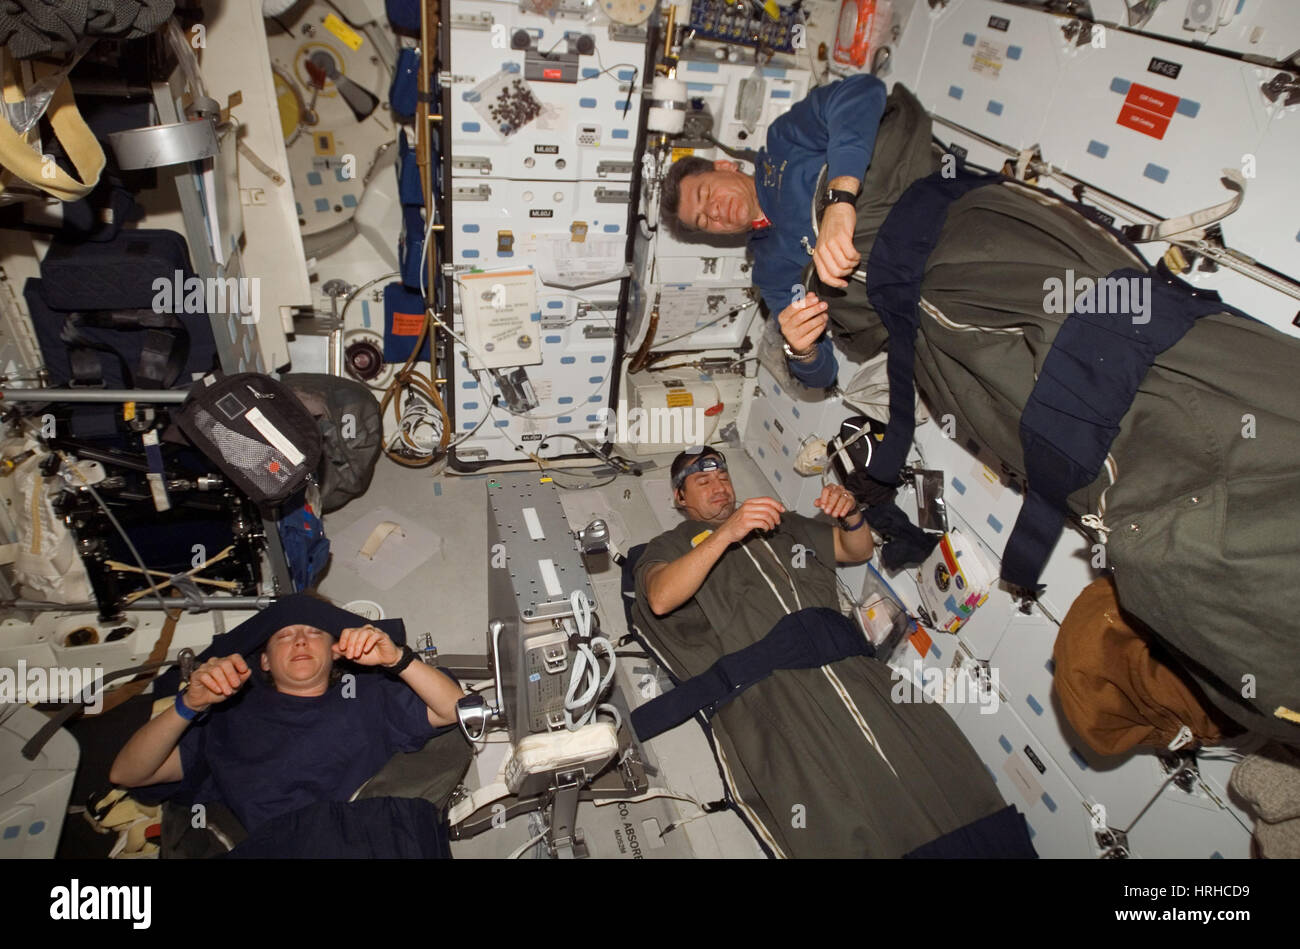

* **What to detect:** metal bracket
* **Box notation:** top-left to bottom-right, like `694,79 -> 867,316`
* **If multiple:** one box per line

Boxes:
1261,71 -> 1300,107
1125,0 -> 1163,28
547,768 -> 589,858
453,155 -> 493,174
596,159 -> 635,177
450,11 -> 493,30
453,184 -> 492,202
608,24 -> 648,44
1060,18 -> 1098,47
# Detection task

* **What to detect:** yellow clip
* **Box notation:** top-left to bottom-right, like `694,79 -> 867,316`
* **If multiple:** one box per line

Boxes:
123,401 -> 136,422
1275,706 -> 1300,724
323,13 -> 364,51
690,529 -> 713,547
1163,245 -> 1190,274
539,476 -> 553,483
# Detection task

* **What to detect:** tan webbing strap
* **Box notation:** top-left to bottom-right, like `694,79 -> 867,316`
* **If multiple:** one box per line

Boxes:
0,59 -> 105,201
99,608 -> 181,714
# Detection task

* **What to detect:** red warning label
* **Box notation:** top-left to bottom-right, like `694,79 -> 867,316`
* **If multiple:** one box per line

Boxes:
1118,104 -> 1172,139
1125,82 -> 1179,117
543,68 -> 562,80
392,310 -> 424,335
1117,81 -> 1180,140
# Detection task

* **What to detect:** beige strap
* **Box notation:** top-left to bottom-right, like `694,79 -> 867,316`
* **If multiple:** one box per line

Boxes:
359,520 -> 406,560
120,545 -> 236,605
99,608 -> 181,714
0,59 -> 104,201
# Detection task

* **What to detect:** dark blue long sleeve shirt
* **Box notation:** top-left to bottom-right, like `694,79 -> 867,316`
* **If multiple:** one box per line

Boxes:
750,73 -> 888,388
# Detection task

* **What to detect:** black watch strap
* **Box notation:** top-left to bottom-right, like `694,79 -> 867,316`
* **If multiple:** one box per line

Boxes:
385,645 -> 419,677
825,188 -> 857,207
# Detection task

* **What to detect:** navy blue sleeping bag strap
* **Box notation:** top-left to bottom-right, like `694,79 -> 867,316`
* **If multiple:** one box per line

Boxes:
630,607 -> 872,742
864,169 -> 1004,484
1001,268 -> 1249,590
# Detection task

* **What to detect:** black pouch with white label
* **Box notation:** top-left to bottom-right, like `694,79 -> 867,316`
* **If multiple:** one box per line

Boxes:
175,373 -> 323,506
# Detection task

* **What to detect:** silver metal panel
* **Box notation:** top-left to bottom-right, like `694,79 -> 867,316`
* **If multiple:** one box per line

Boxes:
487,472 -> 595,620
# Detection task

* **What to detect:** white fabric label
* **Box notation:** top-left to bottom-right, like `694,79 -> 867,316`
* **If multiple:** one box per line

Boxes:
245,407 -> 305,467
538,558 -> 563,597
522,506 -> 545,541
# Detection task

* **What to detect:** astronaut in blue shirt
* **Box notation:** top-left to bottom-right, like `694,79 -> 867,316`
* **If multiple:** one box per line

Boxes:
660,74 -> 888,389
110,619 -> 465,835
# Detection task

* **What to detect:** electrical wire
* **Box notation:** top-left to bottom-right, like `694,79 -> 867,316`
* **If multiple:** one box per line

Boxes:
507,827 -> 550,859
539,432 -> 638,474
581,62 -> 641,84
643,355 -> 760,373
563,591 -> 617,730
50,446 -> 170,612
526,459 -> 618,490
334,269 -> 453,467
591,787 -> 713,836
585,43 -> 638,116
444,277 -> 620,422
640,300 -> 760,350
385,389 -> 445,457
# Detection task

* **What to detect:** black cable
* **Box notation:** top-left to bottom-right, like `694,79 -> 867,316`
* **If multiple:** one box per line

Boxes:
545,466 -> 619,490
542,432 -> 640,474
704,132 -> 759,165
580,62 -> 640,83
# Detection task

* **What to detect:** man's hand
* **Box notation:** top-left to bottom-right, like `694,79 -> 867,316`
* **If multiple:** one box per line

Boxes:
333,625 -> 401,667
182,655 -> 251,713
814,483 -> 859,521
717,497 -> 786,545
778,293 -> 829,355
814,201 -> 860,288
820,483 -> 874,564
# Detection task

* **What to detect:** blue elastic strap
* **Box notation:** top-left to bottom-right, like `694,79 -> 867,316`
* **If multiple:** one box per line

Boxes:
863,169 -> 1003,483
1001,268 -> 1250,589
630,607 -> 873,741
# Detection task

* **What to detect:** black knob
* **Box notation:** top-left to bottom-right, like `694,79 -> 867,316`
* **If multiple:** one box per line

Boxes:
575,33 -> 595,55
511,29 -> 531,50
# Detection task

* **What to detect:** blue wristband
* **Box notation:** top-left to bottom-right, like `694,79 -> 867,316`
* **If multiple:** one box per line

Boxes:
174,690 -> 205,722
840,513 -> 868,532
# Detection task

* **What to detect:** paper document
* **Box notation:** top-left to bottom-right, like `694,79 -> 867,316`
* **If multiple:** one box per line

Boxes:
535,235 -> 628,289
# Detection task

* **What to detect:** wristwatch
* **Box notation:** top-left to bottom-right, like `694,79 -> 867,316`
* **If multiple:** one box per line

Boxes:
824,188 -> 857,207
384,644 -> 419,677
782,341 -> 819,362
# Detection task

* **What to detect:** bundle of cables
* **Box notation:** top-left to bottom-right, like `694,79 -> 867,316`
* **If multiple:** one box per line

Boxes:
563,590 -> 620,731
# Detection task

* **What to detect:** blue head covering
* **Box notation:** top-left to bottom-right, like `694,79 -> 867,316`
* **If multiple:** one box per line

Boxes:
153,593 -> 407,697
